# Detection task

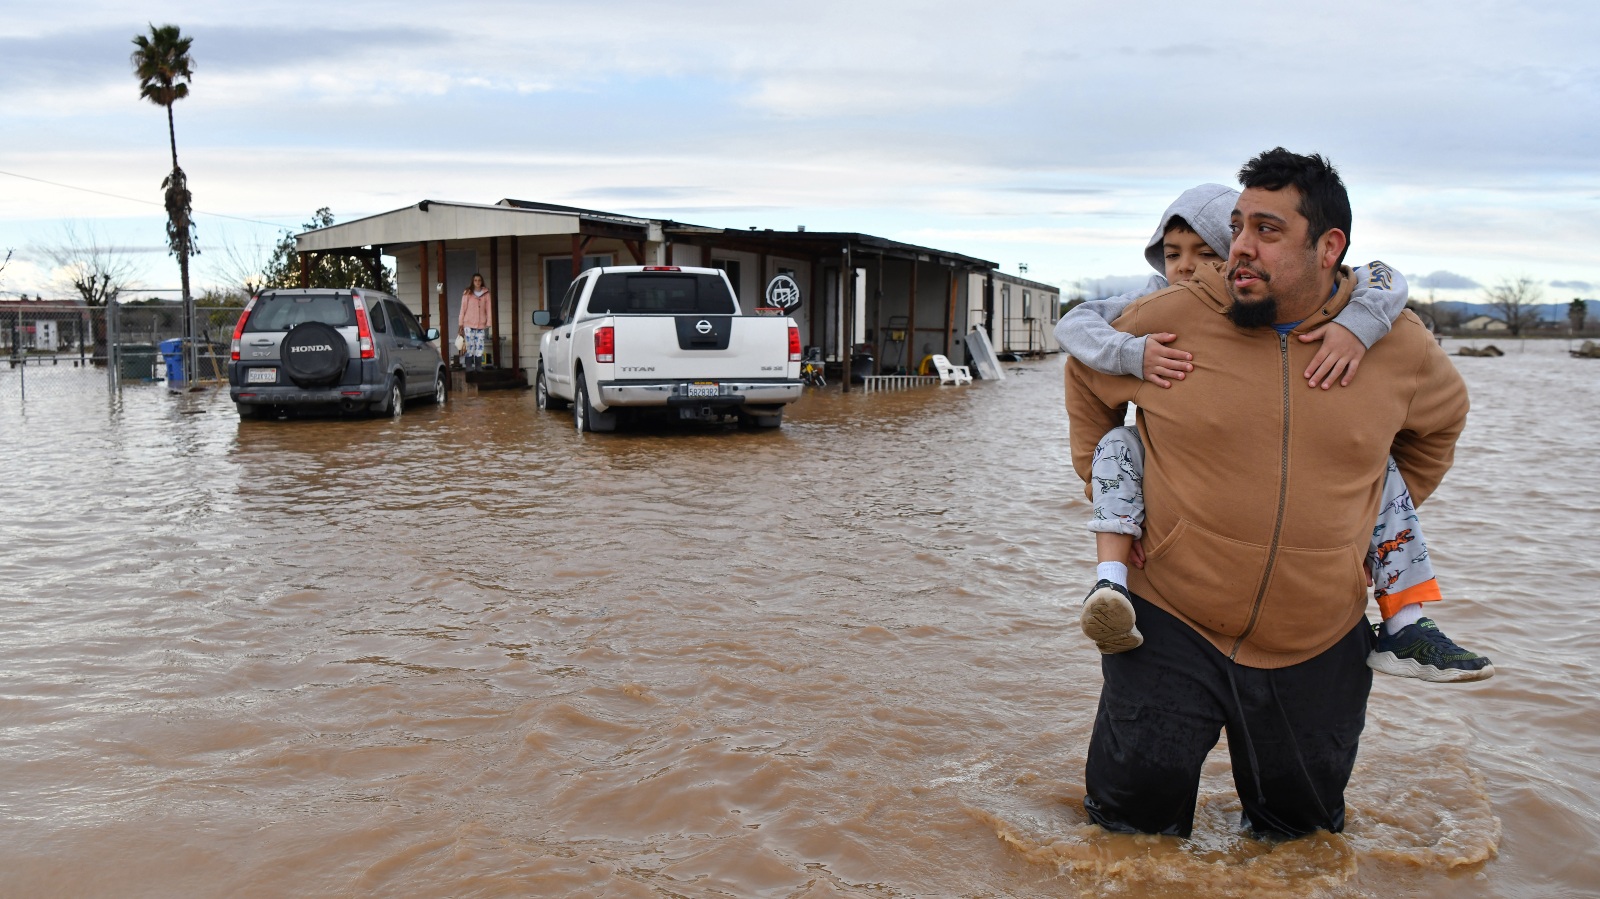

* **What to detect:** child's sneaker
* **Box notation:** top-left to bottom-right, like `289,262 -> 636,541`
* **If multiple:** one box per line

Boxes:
1368,618 -> 1495,682
1081,580 -> 1142,654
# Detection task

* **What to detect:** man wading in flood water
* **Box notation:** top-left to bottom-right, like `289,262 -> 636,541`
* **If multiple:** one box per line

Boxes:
1065,148 -> 1470,838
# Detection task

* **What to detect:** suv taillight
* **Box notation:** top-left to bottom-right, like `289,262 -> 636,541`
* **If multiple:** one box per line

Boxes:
788,325 -> 801,362
595,326 -> 615,363
353,296 -> 376,360
230,296 -> 257,361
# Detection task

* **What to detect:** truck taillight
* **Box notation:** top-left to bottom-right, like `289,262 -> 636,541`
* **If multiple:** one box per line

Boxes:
230,296 -> 257,361
788,325 -> 801,362
353,298 -> 376,359
643,266 -> 680,271
595,326 -> 615,363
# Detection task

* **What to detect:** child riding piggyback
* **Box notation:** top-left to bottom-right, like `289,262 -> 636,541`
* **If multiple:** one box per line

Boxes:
1055,184 -> 1494,683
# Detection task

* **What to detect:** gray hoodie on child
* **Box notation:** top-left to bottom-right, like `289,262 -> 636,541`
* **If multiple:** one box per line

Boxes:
1053,183 -> 1408,378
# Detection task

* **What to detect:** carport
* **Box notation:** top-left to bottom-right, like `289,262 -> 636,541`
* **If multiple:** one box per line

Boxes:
661,228 -> 996,391
295,200 -> 665,381
296,200 -> 1015,392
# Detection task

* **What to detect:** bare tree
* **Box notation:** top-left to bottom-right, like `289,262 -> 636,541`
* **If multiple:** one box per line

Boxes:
1483,277 -> 1543,337
39,224 -> 140,306
0,248 -> 12,284
1413,287 -> 1438,331
203,231 -> 271,300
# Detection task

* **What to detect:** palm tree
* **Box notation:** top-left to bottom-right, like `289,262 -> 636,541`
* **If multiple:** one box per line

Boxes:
131,24 -> 198,377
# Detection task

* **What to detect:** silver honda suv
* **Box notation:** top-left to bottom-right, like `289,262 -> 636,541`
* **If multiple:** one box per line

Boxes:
228,287 -> 448,419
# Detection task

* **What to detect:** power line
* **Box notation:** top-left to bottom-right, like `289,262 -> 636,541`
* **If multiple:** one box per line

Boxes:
0,168 -> 293,229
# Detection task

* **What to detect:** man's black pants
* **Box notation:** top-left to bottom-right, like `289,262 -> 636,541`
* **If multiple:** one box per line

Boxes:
1083,594 -> 1374,838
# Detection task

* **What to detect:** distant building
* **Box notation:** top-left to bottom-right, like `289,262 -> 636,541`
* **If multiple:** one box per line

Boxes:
1460,314 -> 1508,332
0,297 -> 90,352
991,272 -> 1061,356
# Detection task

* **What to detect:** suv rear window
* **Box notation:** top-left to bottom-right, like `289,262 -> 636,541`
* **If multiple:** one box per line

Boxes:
245,294 -> 356,332
586,273 -> 737,315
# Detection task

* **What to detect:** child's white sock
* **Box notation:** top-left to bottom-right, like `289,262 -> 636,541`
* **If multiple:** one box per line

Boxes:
1384,603 -> 1425,635
1096,562 -> 1129,589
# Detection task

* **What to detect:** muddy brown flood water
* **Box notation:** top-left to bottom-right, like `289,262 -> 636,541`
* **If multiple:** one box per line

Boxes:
1,340 -> 1597,897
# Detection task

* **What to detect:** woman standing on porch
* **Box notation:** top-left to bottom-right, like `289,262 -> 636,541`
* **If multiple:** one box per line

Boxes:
458,274 -> 493,370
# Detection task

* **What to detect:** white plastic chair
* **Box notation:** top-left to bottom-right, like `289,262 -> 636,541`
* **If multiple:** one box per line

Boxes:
930,354 -> 972,385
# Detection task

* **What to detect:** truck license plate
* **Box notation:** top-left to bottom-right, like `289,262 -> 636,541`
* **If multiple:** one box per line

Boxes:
247,368 -> 277,384
685,382 -> 719,397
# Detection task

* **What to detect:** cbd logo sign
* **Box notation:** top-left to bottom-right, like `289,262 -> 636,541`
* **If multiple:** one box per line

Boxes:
765,274 -> 802,314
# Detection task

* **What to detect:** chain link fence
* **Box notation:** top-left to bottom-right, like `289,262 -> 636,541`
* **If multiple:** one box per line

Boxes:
0,301 -> 107,403
0,302 -> 241,404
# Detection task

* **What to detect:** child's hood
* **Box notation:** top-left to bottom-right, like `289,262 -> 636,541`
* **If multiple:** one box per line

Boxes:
1143,183 -> 1239,276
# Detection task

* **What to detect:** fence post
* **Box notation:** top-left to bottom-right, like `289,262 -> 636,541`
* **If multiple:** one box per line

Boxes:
184,302 -> 197,391
106,299 -> 119,392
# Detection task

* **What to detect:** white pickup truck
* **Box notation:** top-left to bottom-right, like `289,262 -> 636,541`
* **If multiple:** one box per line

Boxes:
532,265 -> 803,431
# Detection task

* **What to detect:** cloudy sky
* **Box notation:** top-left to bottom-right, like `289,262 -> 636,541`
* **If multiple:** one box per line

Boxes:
1,0 -> 1596,303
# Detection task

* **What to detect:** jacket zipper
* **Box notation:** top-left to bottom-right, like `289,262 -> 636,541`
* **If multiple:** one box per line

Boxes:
1229,332 -> 1292,661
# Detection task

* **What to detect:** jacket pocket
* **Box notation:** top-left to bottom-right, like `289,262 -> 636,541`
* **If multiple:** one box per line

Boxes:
1249,542 -> 1369,655
1143,518 -> 1270,638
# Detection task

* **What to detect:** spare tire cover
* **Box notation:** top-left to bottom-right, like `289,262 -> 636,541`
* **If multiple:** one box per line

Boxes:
281,321 -> 349,387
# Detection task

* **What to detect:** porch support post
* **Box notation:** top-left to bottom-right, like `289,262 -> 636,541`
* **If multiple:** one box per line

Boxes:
906,258 -> 918,373
489,236 -> 501,368
298,252 -> 310,288
809,258 -> 822,350
841,243 -> 853,394
418,242 -> 430,329
436,241 -> 448,365
509,235 -> 521,374
872,254 -> 882,362
944,267 -> 957,358
571,234 -> 583,278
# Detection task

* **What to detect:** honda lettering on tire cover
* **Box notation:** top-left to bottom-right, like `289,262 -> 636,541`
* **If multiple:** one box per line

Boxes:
281,322 -> 348,387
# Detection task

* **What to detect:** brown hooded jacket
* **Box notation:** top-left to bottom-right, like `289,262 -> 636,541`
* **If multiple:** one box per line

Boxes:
1066,263 -> 1469,668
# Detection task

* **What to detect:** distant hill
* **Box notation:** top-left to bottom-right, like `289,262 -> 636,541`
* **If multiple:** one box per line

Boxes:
1430,300 -> 1590,323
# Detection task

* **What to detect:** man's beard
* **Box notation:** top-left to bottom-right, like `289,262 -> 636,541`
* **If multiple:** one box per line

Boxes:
1226,260 -> 1278,329
1227,296 -> 1279,329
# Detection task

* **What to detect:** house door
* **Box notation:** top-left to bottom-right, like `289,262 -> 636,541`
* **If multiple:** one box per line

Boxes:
444,250 -> 478,335
1000,284 -> 1011,351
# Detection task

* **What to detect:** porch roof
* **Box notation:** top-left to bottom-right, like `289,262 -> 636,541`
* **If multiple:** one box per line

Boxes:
993,271 -> 1062,293
295,199 -> 662,254
661,224 -> 996,270
0,297 -> 89,312
295,197 -> 996,272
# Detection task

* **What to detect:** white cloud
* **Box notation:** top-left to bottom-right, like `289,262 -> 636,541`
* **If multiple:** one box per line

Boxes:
1071,275 -> 1153,300
0,0 -> 1597,294
1411,271 -> 1483,291
0,256 -> 55,297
